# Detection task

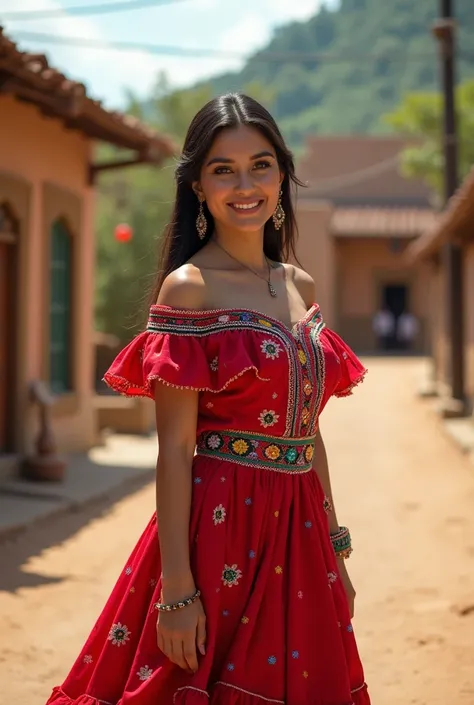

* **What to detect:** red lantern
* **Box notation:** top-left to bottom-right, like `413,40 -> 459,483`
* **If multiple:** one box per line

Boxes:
114,223 -> 133,242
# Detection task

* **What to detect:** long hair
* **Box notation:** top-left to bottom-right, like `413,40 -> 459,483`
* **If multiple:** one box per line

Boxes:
151,93 -> 303,303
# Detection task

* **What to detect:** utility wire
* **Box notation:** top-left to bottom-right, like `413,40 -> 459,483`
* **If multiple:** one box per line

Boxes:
9,30 -> 440,64
1,0 -> 187,21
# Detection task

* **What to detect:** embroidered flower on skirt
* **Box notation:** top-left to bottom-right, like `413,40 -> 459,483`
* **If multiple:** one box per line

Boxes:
222,564 -> 243,587
108,622 -> 131,647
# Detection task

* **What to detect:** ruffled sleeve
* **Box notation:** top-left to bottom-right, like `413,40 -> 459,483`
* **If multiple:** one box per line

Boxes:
321,328 -> 367,398
103,306 -> 269,398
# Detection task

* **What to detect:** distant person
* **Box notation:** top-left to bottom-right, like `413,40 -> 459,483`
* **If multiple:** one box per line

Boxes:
397,311 -> 419,352
372,307 -> 395,351
44,94 -> 370,705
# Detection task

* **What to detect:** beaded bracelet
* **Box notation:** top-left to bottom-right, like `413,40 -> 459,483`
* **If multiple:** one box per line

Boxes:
330,526 -> 353,559
156,588 -> 201,612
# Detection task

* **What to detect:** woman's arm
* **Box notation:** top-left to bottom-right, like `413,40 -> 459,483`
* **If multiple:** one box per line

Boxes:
313,429 -> 356,617
312,429 -> 339,534
154,269 -> 207,673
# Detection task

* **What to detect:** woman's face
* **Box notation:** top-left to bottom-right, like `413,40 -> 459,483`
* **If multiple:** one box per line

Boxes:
194,124 -> 283,235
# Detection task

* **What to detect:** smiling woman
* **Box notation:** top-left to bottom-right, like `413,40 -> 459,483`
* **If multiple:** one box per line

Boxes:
44,94 -> 370,705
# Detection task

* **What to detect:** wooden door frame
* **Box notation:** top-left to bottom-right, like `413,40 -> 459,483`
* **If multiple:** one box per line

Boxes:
0,212 -> 19,452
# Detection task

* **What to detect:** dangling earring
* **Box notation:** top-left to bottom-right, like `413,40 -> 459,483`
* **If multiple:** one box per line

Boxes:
196,195 -> 207,239
272,190 -> 285,231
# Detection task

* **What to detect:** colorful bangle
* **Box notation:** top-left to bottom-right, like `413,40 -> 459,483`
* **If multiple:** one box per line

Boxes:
330,526 -> 352,558
156,588 -> 201,612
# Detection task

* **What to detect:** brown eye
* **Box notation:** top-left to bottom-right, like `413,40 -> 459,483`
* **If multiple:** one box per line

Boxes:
214,166 -> 232,175
254,161 -> 272,170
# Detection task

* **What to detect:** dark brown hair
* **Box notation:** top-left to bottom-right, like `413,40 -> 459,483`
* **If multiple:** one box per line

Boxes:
151,93 -> 303,302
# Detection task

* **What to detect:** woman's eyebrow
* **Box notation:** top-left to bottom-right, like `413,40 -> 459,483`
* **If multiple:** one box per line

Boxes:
206,151 -> 275,167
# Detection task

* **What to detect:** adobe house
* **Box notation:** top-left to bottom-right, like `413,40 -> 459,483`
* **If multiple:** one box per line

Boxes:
409,168 -> 474,417
0,28 -> 175,477
296,136 -> 437,352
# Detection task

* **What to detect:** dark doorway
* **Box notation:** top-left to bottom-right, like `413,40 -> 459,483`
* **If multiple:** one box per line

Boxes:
382,284 -> 408,350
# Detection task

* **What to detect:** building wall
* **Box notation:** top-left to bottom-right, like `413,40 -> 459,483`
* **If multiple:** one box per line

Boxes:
465,243 -> 474,410
0,94 -> 96,453
294,201 -> 336,325
335,238 -> 431,351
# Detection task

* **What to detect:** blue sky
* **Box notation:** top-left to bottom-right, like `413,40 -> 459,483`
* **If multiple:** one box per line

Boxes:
1,0 -> 335,108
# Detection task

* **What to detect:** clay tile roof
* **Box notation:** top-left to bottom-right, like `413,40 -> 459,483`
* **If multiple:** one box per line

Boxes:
332,207 -> 438,238
0,27 -> 177,159
408,169 -> 474,261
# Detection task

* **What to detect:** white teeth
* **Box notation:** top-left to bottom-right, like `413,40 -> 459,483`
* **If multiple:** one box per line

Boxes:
231,202 -> 259,210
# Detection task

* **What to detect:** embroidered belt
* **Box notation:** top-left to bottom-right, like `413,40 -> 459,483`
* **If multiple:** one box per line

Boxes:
196,430 -> 316,473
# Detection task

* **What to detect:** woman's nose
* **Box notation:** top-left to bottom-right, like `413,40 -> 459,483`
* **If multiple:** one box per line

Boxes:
235,171 -> 255,193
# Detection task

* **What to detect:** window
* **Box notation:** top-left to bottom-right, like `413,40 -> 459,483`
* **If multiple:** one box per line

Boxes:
49,219 -> 72,394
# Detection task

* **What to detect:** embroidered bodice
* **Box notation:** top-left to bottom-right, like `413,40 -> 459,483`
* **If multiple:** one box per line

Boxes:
104,304 -> 367,440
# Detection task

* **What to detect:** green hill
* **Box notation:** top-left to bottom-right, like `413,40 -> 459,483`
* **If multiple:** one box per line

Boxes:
203,0 -> 474,144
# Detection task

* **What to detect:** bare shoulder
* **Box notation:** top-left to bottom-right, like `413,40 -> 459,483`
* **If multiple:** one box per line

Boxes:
156,264 -> 206,310
285,263 -> 316,308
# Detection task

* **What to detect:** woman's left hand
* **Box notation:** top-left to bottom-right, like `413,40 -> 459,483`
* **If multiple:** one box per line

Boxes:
336,557 -> 356,619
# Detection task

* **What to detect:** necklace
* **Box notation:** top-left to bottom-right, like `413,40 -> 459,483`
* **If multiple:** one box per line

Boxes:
213,239 -> 277,298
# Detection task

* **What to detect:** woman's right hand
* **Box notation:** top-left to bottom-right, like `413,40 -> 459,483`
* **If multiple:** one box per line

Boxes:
156,594 -> 207,673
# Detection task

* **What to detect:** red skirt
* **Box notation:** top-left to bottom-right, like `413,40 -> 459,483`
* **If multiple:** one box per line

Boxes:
45,447 -> 370,705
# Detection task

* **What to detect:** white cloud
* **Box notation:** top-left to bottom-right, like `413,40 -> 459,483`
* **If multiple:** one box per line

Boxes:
2,0 -> 160,106
270,0 -> 324,22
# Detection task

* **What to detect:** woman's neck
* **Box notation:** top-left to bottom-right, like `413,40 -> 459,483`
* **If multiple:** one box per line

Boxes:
212,226 -> 267,272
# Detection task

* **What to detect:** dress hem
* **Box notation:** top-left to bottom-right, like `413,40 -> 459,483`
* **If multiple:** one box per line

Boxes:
46,680 -> 370,705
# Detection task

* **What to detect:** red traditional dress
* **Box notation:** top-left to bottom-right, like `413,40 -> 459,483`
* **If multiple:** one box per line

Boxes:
46,303 -> 370,705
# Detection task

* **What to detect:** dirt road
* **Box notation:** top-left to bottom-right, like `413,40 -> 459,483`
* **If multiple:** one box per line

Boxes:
1,358 -> 473,704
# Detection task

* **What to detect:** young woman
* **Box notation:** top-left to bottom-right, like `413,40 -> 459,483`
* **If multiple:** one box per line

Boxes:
46,94 -> 370,705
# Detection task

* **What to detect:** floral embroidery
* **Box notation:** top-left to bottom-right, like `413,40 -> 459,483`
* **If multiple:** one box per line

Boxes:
303,380 -> 312,396
298,349 -> 307,365
292,650 -> 299,659
274,510 -> 279,518
137,665 -> 153,681
275,565 -> 283,574
258,319 -> 273,327
258,409 -> 279,428
194,477 -> 202,484
149,578 -> 157,587
284,447 -> 298,463
108,622 -> 131,647
222,564 -> 243,587
241,615 -> 249,624
231,438 -> 251,456
260,339 -> 282,359
249,550 -> 256,558
303,671 -> 309,679
323,496 -> 333,513
125,566 -> 132,575
130,587 -> 135,593
264,444 -> 282,461
221,476 -> 227,482
83,654 -> 93,664
347,624 -> 354,632
268,655 -> 277,665
222,609 -> 230,616
245,497 -> 252,505
272,392 -> 278,399
209,356 -> 219,372
297,590 -> 303,599
206,401 -> 214,409
218,315 -> 230,323
206,433 -> 223,450
304,445 -> 314,463
304,521 -> 312,528
227,663 -> 235,671
328,571 -> 338,584
213,504 -> 226,525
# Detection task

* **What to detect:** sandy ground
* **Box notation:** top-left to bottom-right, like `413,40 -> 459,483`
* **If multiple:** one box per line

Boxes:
1,357 -> 473,705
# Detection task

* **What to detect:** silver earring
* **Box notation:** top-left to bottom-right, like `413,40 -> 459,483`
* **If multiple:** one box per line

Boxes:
272,190 -> 285,231
196,196 -> 207,239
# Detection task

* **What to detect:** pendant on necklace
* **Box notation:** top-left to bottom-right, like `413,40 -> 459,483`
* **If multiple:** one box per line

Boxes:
268,282 -> 277,298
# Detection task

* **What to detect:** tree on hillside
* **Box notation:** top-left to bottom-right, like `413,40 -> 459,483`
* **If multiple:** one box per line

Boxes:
94,78 -> 213,342
384,79 -> 474,200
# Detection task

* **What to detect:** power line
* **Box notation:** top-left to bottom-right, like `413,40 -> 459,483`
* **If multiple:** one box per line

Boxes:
9,30 -> 441,64
1,0 -> 187,21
